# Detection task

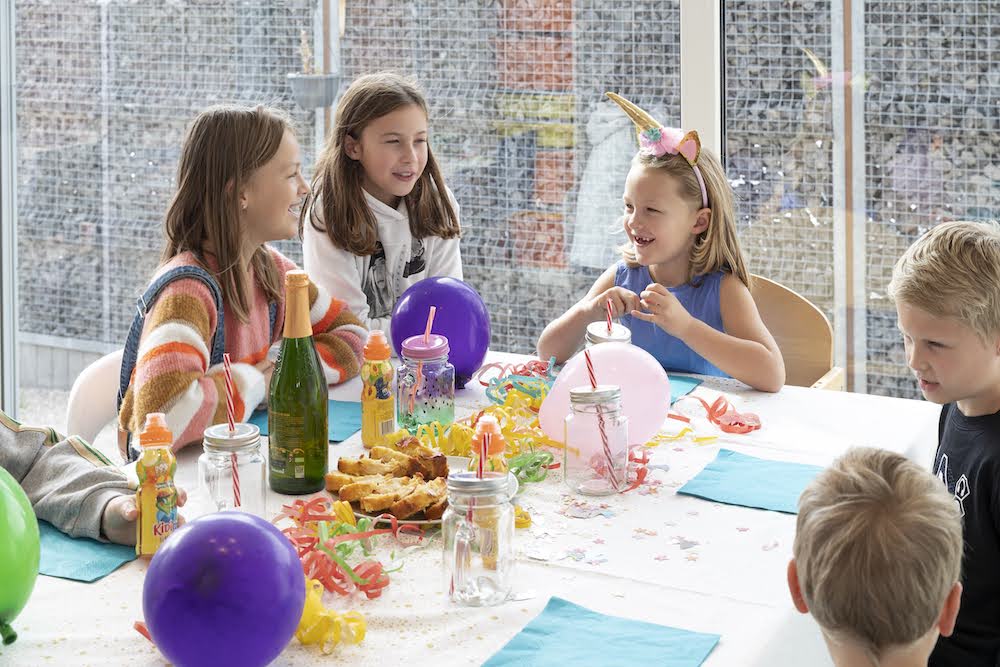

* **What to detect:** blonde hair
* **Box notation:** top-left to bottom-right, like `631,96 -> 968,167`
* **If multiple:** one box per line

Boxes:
794,447 -> 962,661
307,71 -> 460,256
621,147 -> 750,287
888,220 -> 1000,341
162,104 -> 290,322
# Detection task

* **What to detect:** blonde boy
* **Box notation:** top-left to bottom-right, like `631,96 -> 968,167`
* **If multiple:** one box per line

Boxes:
787,447 -> 963,667
888,220 -> 1000,666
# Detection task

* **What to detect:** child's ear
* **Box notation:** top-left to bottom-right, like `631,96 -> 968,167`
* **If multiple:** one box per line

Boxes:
938,581 -> 963,637
691,207 -> 711,235
787,559 -> 810,614
344,134 -> 362,161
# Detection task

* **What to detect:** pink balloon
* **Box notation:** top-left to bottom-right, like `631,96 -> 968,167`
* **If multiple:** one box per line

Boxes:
539,343 -> 670,445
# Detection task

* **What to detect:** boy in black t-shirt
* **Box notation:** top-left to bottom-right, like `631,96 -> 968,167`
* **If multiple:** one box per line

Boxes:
889,220 -> 1000,667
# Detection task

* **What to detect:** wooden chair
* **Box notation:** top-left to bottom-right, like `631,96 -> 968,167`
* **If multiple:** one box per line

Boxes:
750,275 -> 845,390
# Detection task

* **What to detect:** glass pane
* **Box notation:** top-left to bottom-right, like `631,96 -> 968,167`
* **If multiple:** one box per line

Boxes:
724,1 -> 837,343
864,1 -> 1000,397
341,0 -> 681,353
14,1 -> 316,454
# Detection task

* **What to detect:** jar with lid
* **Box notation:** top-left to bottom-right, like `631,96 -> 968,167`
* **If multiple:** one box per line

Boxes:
397,333 -> 455,433
199,422 -> 266,516
563,385 -> 629,496
584,321 -> 632,347
442,471 -> 517,606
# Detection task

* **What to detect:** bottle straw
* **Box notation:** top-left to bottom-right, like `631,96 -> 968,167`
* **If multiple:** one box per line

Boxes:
222,353 -> 241,508
424,305 -> 437,343
584,349 -> 619,490
606,298 -> 613,334
410,306 -> 438,414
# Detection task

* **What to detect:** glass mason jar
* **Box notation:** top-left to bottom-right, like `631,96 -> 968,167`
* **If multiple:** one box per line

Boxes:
442,471 -> 517,606
397,333 -> 455,433
585,321 -> 632,347
199,423 -> 267,517
564,385 -> 629,496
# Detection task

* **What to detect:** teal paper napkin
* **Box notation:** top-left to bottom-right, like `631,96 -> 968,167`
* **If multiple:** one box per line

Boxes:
678,449 -> 824,514
668,374 -> 702,404
484,597 -> 720,667
38,520 -> 136,582
249,400 -> 362,442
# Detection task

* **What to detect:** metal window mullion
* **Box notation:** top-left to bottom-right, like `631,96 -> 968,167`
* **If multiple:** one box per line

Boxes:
680,0 -> 722,157
0,0 -> 18,416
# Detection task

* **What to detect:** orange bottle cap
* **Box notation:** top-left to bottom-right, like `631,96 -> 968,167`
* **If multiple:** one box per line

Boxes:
364,330 -> 391,360
474,415 -> 505,455
139,412 -> 173,448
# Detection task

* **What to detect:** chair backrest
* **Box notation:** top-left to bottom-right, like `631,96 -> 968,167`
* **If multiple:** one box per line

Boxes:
750,274 -> 834,388
66,348 -> 124,446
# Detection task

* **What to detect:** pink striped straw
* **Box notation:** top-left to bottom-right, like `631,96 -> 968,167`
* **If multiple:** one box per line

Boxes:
606,298 -> 614,334
584,349 -> 619,490
222,353 -> 241,508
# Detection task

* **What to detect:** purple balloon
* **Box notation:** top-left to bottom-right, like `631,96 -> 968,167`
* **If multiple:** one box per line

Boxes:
390,277 -> 491,388
142,512 -> 305,667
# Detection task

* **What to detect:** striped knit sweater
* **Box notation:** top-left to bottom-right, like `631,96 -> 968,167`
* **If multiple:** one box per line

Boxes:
118,247 -> 366,451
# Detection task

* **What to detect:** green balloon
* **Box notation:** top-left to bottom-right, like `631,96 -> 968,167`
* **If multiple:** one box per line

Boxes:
0,466 -> 40,645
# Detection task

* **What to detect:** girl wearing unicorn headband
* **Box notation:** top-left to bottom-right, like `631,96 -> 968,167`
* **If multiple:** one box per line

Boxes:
538,93 -> 785,392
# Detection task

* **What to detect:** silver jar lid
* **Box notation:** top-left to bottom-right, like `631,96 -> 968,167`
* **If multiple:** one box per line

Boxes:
447,471 -> 518,497
585,321 -> 632,345
203,422 -> 261,451
569,384 -> 622,405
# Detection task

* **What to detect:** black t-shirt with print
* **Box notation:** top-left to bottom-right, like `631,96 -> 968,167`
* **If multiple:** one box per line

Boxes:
930,402 -> 1000,667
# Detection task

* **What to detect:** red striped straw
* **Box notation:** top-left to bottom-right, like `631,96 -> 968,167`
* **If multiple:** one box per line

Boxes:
584,349 -> 619,490
606,298 -> 614,334
478,432 -> 488,479
222,353 -> 241,508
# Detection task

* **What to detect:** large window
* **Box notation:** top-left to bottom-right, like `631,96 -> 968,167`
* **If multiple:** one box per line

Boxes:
3,1 -> 998,433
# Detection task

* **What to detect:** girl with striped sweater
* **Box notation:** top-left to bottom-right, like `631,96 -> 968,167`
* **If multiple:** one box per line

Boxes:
117,105 -> 365,455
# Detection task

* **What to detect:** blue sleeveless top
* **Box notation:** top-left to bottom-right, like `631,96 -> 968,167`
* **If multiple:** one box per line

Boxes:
615,262 -> 728,377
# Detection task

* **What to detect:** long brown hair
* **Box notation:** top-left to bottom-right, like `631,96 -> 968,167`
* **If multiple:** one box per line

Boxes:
306,71 -> 460,255
621,148 -> 750,287
162,104 -> 290,322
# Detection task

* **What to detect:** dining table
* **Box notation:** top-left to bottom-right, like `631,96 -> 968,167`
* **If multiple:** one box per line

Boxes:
2,350 -> 942,666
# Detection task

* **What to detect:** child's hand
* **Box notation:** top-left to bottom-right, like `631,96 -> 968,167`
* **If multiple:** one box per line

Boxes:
631,283 -> 695,338
587,287 -> 640,320
101,487 -> 188,546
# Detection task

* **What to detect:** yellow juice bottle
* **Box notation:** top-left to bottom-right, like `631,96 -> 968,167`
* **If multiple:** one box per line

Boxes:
135,412 -> 179,557
361,330 -> 395,448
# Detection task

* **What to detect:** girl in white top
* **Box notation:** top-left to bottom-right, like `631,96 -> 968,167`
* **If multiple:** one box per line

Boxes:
303,72 -> 462,342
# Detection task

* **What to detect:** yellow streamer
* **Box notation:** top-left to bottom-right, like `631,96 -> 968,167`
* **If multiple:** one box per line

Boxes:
331,500 -> 356,526
296,579 -> 366,654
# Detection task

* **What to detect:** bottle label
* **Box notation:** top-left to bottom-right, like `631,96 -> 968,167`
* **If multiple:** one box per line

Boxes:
136,448 -> 178,556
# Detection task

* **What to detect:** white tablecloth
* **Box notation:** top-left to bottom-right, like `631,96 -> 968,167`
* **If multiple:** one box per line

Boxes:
3,352 -> 940,667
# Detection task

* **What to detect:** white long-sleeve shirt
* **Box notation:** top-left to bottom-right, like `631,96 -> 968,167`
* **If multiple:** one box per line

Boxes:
303,189 -> 463,348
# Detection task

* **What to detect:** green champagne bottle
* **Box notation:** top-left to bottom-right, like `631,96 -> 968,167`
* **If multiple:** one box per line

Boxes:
268,270 -> 328,494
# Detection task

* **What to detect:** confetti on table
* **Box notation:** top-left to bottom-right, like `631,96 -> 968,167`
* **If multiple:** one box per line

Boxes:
654,554 -> 670,561
736,527 -> 750,533
685,553 -> 700,562
593,538 -> 605,545
633,527 -> 659,539
762,540 -> 780,551
673,536 -> 700,550
561,501 -> 617,520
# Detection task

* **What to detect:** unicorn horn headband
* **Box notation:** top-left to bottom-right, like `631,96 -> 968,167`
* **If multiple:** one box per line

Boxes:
606,92 -> 708,209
